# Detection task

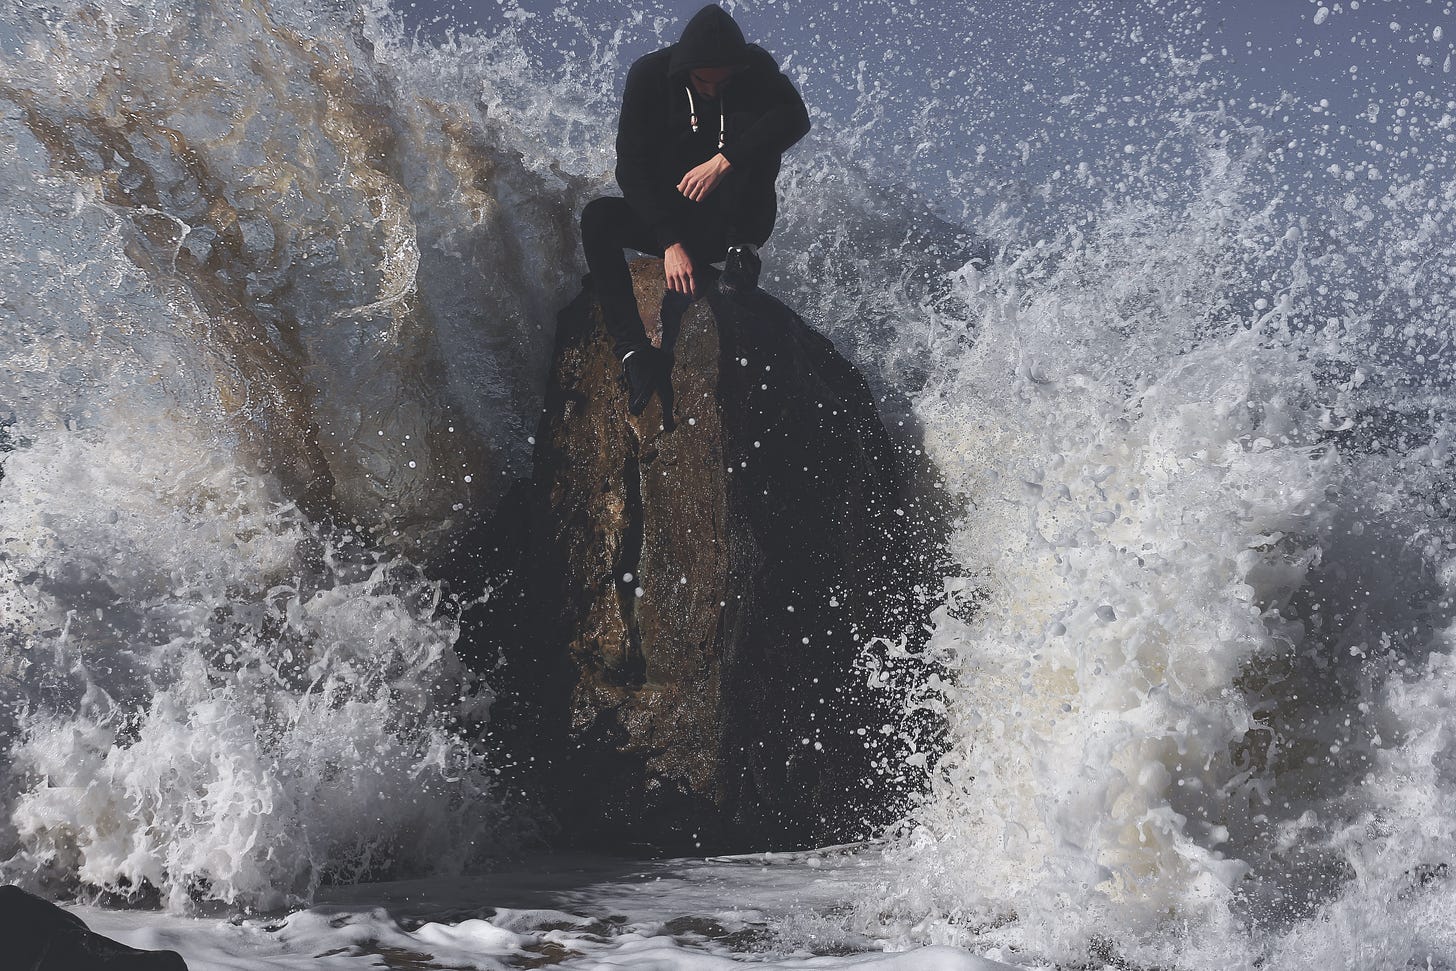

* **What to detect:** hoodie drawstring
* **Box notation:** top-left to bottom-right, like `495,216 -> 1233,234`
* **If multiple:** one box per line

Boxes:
685,85 -> 726,150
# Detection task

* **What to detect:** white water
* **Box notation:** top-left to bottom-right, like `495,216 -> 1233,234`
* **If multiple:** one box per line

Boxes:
3,0 -> 1456,967
65,851 -> 1012,969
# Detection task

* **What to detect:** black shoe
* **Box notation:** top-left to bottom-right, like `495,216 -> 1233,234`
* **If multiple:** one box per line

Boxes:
624,346 -> 671,416
719,245 -> 761,295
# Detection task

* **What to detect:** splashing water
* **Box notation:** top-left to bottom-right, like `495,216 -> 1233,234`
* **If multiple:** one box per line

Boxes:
0,0 -> 558,909
860,23 -> 1456,971
876,151 -> 1456,965
3,0 -> 1456,966
0,418 -> 500,910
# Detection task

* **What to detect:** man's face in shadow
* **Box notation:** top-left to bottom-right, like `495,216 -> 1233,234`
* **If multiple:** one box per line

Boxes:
689,67 -> 737,98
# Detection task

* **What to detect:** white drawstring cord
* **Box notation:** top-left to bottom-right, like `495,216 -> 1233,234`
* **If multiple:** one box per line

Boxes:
685,85 -> 726,149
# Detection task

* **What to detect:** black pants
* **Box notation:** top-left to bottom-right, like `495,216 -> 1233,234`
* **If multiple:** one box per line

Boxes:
581,163 -> 779,359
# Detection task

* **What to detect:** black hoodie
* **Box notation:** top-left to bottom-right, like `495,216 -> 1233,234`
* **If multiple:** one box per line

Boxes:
615,4 -> 811,250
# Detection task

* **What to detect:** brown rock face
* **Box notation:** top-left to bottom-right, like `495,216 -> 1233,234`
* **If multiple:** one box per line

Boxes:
464,258 -> 943,853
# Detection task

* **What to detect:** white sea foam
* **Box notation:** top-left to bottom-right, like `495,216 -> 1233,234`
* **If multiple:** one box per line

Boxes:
0,0 -> 531,910
872,91 -> 1456,971
67,853 -> 1019,969
0,422 -> 498,909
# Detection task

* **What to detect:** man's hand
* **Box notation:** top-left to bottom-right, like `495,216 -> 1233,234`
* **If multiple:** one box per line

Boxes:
664,242 -> 697,297
677,153 -> 733,203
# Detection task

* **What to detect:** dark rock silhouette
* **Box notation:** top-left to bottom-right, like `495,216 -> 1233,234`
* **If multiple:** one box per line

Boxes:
0,885 -> 188,970
451,259 -> 947,853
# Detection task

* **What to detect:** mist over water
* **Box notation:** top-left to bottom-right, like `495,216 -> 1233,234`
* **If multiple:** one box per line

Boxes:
3,0 -> 1456,966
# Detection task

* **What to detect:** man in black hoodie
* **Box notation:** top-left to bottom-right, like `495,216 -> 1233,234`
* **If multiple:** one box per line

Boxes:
580,3 -> 811,415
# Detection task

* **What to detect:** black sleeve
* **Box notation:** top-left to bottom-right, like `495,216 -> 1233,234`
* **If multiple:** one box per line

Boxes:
615,59 -> 684,250
719,52 -> 811,171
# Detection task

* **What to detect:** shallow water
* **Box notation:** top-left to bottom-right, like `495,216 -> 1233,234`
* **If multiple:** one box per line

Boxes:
71,850 -> 1009,969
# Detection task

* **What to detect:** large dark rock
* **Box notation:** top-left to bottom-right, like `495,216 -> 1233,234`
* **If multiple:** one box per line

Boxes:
458,259 -> 945,853
0,885 -> 188,970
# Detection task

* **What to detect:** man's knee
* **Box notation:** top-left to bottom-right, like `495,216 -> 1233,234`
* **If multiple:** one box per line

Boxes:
716,165 -> 779,247
579,195 -> 637,248
725,190 -> 777,247
579,196 -> 614,244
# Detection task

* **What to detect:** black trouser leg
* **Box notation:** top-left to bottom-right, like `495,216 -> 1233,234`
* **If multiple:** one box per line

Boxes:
580,196 -> 664,360
716,158 -> 780,249
580,170 -> 779,359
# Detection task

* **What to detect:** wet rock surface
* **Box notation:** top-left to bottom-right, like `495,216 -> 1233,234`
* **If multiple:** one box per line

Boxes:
1,885 -> 188,971
456,259 -> 945,853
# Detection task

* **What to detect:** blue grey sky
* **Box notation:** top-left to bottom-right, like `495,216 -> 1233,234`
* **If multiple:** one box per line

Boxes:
395,1 -> 1452,117
393,1 -> 1454,219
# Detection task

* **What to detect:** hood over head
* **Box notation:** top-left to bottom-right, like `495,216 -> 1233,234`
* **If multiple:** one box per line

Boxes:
668,4 -> 749,78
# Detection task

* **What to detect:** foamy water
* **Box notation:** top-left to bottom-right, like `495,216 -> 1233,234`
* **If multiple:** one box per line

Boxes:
64,850 -> 1013,969
3,0 -> 1455,967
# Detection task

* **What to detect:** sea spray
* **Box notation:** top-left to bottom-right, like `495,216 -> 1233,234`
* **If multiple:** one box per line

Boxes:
0,0 -> 549,907
0,424 -> 497,909
874,92 -> 1456,971
0,0 -> 593,542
